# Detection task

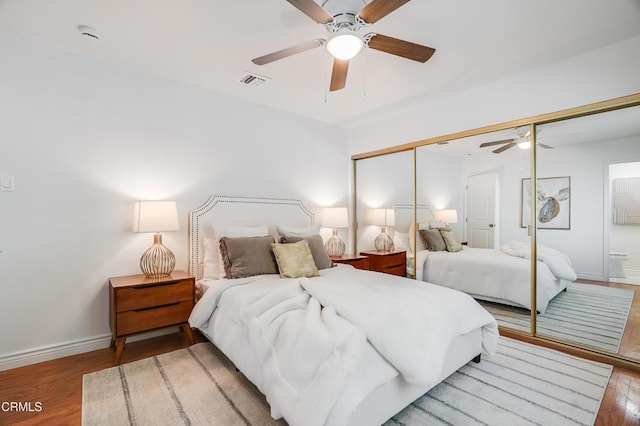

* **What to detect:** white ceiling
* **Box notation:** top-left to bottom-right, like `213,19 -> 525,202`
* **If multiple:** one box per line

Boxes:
1,0 -> 640,126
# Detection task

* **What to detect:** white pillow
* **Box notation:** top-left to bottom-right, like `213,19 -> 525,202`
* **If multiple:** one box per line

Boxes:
276,223 -> 321,238
429,221 -> 447,229
203,238 -> 219,279
203,225 -> 270,280
392,231 -> 410,253
408,223 -> 429,253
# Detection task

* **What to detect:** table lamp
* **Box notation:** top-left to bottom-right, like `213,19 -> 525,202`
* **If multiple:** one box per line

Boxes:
322,207 -> 348,257
133,200 -> 180,277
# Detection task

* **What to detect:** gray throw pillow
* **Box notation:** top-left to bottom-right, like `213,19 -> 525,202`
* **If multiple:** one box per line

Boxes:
281,235 -> 333,270
419,229 -> 447,251
219,236 -> 278,278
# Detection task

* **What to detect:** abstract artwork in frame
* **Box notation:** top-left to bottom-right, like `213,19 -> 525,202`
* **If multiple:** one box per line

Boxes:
521,176 -> 571,229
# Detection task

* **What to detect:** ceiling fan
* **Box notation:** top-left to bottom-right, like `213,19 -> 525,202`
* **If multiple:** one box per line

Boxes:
479,127 -> 554,154
251,0 -> 436,92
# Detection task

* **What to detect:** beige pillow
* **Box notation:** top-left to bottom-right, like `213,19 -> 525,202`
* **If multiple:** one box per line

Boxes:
271,240 -> 319,278
440,230 -> 463,252
280,235 -> 333,270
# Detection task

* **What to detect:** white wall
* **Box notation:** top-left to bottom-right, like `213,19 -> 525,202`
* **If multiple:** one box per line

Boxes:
355,151 -> 414,251
0,33 -> 349,368
416,148 -> 465,238
610,161 -> 640,275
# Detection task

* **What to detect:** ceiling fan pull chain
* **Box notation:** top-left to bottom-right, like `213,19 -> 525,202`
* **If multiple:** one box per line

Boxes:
362,47 -> 367,99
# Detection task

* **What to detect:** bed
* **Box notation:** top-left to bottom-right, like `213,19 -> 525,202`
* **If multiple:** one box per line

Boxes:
187,195 -> 499,426
415,241 -> 577,313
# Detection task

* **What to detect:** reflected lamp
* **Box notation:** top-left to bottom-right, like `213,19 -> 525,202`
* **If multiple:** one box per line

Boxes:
435,209 -> 458,227
370,208 -> 396,252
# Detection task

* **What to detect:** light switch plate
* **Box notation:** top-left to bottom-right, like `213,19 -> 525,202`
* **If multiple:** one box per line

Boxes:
1,175 -> 15,191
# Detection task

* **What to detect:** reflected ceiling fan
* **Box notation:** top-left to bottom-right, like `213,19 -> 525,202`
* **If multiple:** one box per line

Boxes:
251,0 -> 436,92
479,127 -> 554,154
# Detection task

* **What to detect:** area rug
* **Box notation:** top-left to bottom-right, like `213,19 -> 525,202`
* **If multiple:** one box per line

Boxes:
83,338 -> 611,426
482,282 -> 634,353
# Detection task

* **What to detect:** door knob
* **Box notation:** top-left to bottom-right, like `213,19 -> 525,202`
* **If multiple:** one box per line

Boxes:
489,224 -> 495,228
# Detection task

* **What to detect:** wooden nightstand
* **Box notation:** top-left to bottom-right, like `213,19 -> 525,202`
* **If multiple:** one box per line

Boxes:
109,270 -> 195,364
360,250 -> 407,277
332,254 -> 369,271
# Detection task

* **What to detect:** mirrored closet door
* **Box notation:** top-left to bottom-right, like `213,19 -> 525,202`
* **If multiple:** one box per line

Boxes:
352,93 -> 640,367
414,129 -> 534,334
354,150 -> 414,272
534,104 -> 640,362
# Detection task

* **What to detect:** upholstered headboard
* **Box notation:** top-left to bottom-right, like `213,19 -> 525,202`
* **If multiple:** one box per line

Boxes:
188,195 -> 315,279
394,204 -> 434,233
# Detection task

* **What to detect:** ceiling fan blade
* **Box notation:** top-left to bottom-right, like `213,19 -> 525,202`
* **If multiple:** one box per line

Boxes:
358,0 -> 410,24
252,39 -> 324,65
330,59 -> 349,92
538,143 -> 554,149
286,0 -> 334,24
493,143 -> 516,153
479,139 -> 515,148
367,34 -> 435,63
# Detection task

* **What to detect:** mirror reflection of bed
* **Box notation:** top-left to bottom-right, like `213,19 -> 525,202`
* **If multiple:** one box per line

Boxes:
409,109 -> 640,359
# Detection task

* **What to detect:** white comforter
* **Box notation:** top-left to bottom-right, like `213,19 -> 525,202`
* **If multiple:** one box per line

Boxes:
190,265 -> 499,426
501,241 -> 577,281
416,245 -> 571,313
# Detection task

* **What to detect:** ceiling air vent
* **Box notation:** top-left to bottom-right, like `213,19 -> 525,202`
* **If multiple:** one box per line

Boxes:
239,72 -> 271,88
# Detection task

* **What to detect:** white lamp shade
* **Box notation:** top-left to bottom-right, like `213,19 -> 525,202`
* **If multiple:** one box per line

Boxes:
435,209 -> 458,224
385,208 -> 396,227
367,208 -> 395,227
322,207 -> 349,229
133,201 -> 180,233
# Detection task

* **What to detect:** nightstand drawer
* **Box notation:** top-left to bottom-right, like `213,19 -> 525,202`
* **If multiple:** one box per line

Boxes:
360,251 -> 407,277
117,300 -> 193,336
383,264 -> 406,276
332,255 -> 369,271
116,279 -> 192,312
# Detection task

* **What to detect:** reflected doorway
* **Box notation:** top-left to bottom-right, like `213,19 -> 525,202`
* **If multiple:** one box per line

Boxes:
465,171 -> 500,248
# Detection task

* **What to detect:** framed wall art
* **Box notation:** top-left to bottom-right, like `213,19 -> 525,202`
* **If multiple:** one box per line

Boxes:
521,176 -> 571,229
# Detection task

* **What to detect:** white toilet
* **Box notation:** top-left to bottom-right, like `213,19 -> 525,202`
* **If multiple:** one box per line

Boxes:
609,252 -> 629,278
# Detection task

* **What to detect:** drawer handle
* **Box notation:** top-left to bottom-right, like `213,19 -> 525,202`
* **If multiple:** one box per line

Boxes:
133,302 -> 181,312
132,280 -> 182,289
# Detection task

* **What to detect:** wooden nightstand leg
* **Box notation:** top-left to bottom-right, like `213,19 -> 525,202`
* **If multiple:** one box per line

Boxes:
114,338 -> 126,365
109,337 -> 116,349
182,324 -> 195,345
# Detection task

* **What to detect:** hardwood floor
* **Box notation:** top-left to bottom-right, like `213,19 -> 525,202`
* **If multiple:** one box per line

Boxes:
0,330 -> 638,425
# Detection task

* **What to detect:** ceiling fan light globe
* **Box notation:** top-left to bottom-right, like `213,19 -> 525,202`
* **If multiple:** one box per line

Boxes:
327,33 -> 363,60
517,141 -> 531,150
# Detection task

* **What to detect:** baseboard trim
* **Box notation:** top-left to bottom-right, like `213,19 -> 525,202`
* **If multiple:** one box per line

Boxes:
577,272 -> 606,281
0,327 -> 179,372
0,334 -> 111,372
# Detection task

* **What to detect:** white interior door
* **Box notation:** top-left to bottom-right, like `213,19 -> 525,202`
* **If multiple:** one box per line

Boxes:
466,172 -> 499,248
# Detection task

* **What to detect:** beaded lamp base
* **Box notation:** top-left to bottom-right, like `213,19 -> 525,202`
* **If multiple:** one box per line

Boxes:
325,229 -> 346,257
374,228 -> 394,252
140,233 -> 176,277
